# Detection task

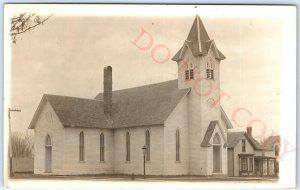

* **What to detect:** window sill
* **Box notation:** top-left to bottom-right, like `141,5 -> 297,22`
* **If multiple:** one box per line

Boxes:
145,161 -> 151,163
125,161 -> 131,164
99,161 -> 105,163
79,161 -> 85,163
175,161 -> 181,163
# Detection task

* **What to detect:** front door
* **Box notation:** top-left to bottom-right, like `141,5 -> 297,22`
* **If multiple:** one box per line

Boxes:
213,146 -> 221,172
227,149 -> 234,176
45,146 -> 52,173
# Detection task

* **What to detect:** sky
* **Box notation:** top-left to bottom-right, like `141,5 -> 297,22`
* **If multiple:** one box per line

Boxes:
5,5 -> 296,140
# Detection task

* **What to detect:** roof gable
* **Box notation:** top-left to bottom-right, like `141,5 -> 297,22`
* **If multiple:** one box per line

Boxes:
262,136 -> 280,151
29,94 -> 111,129
200,120 -> 227,147
227,131 -> 263,150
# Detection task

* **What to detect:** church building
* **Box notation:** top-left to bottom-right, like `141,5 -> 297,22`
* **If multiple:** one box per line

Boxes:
29,15 -> 235,176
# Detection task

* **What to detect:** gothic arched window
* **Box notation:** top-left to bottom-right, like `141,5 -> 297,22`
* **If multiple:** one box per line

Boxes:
79,132 -> 84,161
176,130 -> 180,161
145,130 -> 150,161
126,131 -> 130,162
100,133 -> 105,162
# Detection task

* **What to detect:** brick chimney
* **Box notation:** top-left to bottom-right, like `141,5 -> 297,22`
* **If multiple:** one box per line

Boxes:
247,126 -> 252,137
103,66 -> 112,117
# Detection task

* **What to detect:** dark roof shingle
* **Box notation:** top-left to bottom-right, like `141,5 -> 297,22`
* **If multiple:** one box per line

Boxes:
227,131 -> 245,148
45,95 -> 110,128
95,80 -> 190,128
262,136 -> 280,151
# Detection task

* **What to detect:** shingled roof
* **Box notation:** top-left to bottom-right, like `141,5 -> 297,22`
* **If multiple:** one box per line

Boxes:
262,136 -> 280,151
94,80 -> 190,128
227,131 -> 245,148
227,131 -> 263,150
172,15 -> 225,62
30,79 -> 234,130
29,80 -> 190,129
29,94 -> 111,129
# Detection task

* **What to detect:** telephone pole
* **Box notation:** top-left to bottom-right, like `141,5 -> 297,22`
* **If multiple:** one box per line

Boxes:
8,108 -> 21,178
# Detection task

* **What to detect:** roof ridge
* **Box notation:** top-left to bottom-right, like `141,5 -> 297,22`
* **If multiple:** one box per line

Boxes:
97,79 -> 179,94
45,94 -> 103,102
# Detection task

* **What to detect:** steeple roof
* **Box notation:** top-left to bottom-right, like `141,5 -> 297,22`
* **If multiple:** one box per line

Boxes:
172,15 -> 225,62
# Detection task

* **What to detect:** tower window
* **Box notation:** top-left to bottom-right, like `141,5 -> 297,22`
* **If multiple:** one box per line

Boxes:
206,62 -> 214,80
184,62 -> 194,81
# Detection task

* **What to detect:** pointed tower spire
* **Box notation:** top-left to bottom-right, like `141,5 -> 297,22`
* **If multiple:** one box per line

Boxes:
172,15 -> 225,62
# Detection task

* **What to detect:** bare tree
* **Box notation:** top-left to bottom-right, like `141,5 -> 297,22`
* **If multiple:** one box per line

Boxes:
10,12 -> 53,43
11,131 -> 33,157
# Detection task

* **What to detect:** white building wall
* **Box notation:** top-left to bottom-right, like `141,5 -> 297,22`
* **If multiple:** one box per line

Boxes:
113,126 -> 164,175
62,128 -> 114,175
33,101 -> 65,175
164,95 -> 189,175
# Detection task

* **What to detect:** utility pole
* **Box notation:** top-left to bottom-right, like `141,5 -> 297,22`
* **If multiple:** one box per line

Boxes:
8,108 -> 21,178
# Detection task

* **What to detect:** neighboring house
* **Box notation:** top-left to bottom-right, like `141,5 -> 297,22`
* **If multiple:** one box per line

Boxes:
262,136 -> 280,176
227,128 -> 279,177
29,15 -> 234,176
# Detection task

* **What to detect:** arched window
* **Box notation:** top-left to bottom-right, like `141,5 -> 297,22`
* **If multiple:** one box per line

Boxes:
45,134 -> 52,147
213,133 -> 221,145
79,132 -> 84,161
45,135 -> 52,173
145,130 -> 150,161
126,131 -> 130,162
176,130 -> 180,161
100,133 -> 105,162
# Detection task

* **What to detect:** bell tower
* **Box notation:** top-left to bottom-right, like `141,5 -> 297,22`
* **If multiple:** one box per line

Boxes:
172,15 -> 225,90
172,15 -> 227,175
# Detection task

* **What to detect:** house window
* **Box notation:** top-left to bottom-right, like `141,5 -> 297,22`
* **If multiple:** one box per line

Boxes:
242,139 -> 246,152
126,131 -> 130,162
275,145 -> 279,156
100,133 -> 105,162
249,157 -> 253,171
241,157 -> 248,171
145,130 -> 150,161
176,130 -> 180,161
79,132 -> 84,161
206,62 -> 214,80
184,62 -> 194,81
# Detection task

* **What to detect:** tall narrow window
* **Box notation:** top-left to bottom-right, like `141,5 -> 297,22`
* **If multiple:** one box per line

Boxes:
176,130 -> 180,161
145,130 -> 150,161
241,157 -> 248,171
184,62 -> 194,81
275,145 -> 279,156
126,132 -> 130,162
242,139 -> 246,152
206,62 -> 214,80
79,132 -> 84,161
100,133 -> 105,162
249,157 -> 253,171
